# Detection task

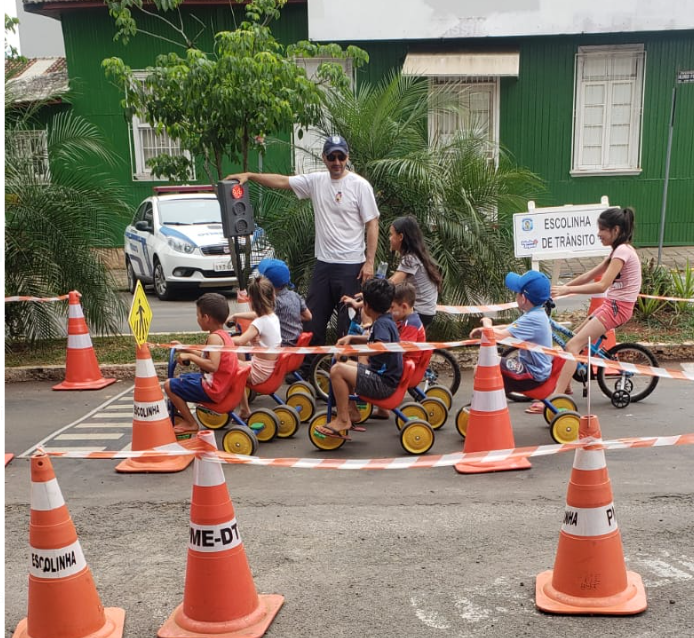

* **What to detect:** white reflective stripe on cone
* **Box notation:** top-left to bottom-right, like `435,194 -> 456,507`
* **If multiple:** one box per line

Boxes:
29,539 -> 87,579
30,478 -> 65,511
561,502 -> 618,537
478,345 -> 500,367
133,399 -> 169,422
573,447 -> 607,471
471,388 -> 507,412
193,431 -> 225,487
67,333 -> 93,349
68,304 -> 84,319
135,357 -> 157,378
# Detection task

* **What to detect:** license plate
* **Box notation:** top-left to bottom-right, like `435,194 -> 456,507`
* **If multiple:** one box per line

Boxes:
214,261 -> 233,272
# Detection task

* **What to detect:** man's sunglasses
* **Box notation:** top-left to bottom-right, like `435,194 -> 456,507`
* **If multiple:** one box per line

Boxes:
326,153 -> 347,162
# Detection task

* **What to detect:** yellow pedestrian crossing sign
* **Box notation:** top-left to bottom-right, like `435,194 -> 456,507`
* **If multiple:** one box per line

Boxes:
128,281 -> 152,346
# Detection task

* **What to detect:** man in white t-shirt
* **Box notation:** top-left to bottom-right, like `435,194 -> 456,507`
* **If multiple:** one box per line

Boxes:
225,135 -> 380,346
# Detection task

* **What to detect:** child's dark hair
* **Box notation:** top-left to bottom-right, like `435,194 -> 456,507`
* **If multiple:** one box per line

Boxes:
598,207 -> 635,250
391,216 -> 443,293
248,276 -> 275,316
393,281 -> 416,307
362,278 -> 395,314
196,293 -> 230,324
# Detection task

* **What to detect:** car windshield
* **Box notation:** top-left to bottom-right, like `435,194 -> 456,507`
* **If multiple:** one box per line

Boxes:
158,198 -> 222,225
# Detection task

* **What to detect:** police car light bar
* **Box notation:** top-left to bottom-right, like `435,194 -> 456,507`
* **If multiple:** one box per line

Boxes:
153,185 -> 216,194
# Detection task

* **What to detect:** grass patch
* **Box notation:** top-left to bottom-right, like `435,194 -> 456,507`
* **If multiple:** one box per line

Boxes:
6,333 -> 208,367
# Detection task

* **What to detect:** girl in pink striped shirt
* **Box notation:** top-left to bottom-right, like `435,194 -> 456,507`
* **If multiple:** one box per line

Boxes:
550,207 -> 641,395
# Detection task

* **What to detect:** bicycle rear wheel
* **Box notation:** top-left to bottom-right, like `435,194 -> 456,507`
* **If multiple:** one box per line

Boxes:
409,348 -> 461,399
596,343 -> 659,403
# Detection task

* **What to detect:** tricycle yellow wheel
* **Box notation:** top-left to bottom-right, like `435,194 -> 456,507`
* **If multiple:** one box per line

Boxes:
273,405 -> 300,439
247,408 -> 279,443
195,406 -> 230,430
455,405 -> 470,440
395,401 -> 428,430
543,394 -> 578,424
286,391 -> 316,423
425,385 -> 453,410
286,381 -> 315,400
550,410 -> 581,444
400,419 -> 435,455
353,399 -> 373,424
420,397 -> 448,430
308,411 -> 346,451
222,425 -> 258,456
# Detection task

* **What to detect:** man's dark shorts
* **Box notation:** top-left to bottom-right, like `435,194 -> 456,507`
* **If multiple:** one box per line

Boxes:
499,356 -> 547,394
169,373 -> 212,403
355,363 -> 397,400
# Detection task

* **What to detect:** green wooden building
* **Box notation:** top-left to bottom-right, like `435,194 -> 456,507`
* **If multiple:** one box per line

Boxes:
23,0 -> 694,246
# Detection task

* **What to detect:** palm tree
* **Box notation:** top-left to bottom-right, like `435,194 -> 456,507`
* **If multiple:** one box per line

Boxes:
261,71 -> 544,336
5,87 -> 131,346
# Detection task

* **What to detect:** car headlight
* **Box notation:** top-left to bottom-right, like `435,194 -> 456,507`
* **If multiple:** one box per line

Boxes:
167,237 -> 196,254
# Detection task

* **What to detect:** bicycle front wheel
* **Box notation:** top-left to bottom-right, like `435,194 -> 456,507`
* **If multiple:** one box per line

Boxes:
409,348 -> 461,398
596,343 -> 659,403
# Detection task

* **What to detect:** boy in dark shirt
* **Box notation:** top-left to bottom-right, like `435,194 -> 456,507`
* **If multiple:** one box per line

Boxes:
316,278 -> 403,439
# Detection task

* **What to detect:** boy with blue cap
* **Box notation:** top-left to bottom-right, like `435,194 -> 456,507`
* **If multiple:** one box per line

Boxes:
470,270 -> 553,394
230,258 -> 312,346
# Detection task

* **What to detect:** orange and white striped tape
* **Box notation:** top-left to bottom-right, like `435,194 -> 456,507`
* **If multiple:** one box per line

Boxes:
5,294 -> 70,303
153,338 -> 481,356
498,336 -> 694,382
40,432 -> 694,469
436,293 -> 694,315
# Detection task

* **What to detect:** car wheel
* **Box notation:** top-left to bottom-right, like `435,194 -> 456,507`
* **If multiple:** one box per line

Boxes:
125,259 -> 138,294
153,258 -> 176,301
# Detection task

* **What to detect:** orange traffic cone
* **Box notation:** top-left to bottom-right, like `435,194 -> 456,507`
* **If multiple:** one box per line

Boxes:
455,326 -> 531,474
536,414 -> 647,615
53,291 -> 116,391
115,343 -> 194,473
13,452 -> 125,638
158,430 -> 283,638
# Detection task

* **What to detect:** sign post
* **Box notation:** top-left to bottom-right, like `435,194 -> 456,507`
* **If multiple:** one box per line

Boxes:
658,70 -> 694,265
128,280 -> 152,347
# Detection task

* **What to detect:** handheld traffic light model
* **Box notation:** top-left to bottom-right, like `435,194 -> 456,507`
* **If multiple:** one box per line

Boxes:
217,180 -> 256,238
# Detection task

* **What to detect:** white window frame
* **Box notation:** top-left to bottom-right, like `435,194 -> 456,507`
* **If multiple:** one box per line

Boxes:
14,129 -> 50,183
129,71 -> 194,181
428,76 -> 500,165
571,44 -> 646,177
292,58 -> 354,174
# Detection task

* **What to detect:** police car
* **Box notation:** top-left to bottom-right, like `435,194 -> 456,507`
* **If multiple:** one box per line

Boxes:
124,186 -> 273,300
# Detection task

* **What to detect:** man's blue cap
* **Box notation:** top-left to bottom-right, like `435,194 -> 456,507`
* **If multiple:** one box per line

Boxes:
258,258 -> 291,288
505,271 -> 551,306
323,135 -> 349,156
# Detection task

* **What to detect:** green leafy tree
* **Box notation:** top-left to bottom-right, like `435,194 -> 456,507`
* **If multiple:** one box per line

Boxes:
5,84 -> 130,345
103,0 -> 366,283
262,72 -> 545,337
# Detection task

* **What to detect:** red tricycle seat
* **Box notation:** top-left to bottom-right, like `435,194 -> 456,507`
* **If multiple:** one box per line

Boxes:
198,365 -> 252,414
247,352 -> 293,395
286,332 -> 312,374
408,348 -> 433,389
361,360 -> 417,412
521,356 -> 566,401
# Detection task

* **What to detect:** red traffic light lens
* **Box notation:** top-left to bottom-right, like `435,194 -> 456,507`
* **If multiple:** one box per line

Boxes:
231,184 -> 244,199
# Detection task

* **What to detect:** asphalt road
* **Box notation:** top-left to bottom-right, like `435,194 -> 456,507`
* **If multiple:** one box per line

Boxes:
5,370 -> 694,637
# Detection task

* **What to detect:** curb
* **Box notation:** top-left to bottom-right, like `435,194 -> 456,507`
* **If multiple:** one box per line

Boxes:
6,342 -> 694,384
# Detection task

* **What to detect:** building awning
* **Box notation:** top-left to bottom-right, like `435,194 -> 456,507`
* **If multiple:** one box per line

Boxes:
402,52 -> 520,77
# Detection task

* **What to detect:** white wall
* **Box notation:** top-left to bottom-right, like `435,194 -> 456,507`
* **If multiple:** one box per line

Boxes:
307,0 -> 694,41
15,0 -> 65,57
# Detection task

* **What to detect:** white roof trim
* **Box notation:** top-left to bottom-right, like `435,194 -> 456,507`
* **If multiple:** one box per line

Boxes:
402,52 -> 520,77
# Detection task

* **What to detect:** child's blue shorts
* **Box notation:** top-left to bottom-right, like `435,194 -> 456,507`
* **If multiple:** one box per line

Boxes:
169,373 -> 212,404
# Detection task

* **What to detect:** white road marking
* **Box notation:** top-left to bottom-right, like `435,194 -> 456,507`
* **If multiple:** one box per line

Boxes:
55,433 -> 124,440
93,412 -> 132,418
409,596 -> 450,630
74,423 -> 132,428
454,596 -> 491,622
39,446 -> 108,452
